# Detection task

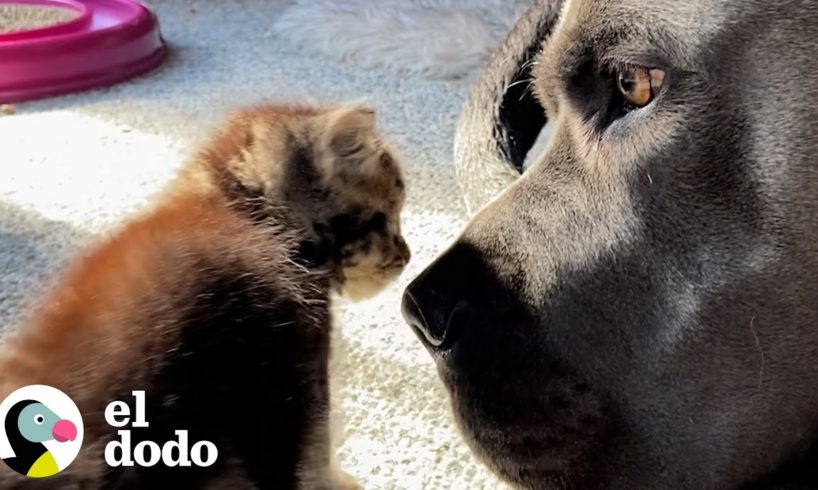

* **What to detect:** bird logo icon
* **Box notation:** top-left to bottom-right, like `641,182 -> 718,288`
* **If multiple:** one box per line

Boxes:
0,385 -> 83,478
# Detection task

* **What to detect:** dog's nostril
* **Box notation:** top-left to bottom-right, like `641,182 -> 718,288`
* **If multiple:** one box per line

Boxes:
402,291 -> 445,347
442,301 -> 469,347
401,288 -> 468,350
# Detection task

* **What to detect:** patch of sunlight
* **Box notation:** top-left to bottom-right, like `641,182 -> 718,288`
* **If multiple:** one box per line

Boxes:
0,111 -> 186,233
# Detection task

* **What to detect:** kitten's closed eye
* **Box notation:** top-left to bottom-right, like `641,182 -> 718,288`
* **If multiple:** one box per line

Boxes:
328,211 -> 386,245
328,213 -> 359,242
363,212 -> 386,234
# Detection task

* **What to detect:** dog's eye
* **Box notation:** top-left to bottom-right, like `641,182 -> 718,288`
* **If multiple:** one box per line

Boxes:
616,66 -> 666,107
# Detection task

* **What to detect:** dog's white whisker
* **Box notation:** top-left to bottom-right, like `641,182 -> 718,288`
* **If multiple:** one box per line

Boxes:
749,314 -> 765,389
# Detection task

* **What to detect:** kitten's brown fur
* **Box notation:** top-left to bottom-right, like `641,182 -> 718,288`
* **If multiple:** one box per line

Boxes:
0,104 -> 410,489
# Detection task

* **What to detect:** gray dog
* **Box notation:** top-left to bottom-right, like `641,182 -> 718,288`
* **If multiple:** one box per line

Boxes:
403,0 -> 818,488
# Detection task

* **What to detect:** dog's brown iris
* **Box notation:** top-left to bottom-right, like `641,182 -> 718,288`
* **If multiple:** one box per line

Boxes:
617,66 -> 666,107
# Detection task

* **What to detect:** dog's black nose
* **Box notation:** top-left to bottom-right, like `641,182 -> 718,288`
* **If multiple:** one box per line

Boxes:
402,244 -> 483,351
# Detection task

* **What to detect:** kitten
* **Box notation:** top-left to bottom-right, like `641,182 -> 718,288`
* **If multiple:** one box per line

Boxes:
0,104 -> 410,489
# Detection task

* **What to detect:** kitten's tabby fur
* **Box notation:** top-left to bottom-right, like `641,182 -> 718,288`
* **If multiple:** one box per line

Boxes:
0,104 -> 410,489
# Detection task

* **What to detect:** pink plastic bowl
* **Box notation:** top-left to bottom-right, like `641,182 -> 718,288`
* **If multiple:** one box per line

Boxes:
0,0 -> 166,103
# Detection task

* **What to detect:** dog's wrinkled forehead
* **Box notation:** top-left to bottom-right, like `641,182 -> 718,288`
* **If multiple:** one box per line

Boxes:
542,0 -> 741,75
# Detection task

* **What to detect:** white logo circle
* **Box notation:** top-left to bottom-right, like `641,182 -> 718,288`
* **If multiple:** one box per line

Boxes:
0,385 -> 84,478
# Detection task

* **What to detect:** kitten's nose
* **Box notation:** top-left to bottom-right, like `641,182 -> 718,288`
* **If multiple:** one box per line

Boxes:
395,236 -> 411,267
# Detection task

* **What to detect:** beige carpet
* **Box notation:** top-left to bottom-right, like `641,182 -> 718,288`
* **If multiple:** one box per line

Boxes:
0,4 -> 79,34
0,0 -> 511,488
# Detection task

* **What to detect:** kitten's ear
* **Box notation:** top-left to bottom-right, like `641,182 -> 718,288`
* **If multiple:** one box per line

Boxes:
324,106 -> 376,157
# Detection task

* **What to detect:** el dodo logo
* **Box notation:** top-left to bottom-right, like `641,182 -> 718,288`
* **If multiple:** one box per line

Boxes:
1,387 -> 217,478
104,391 -> 218,468
0,385 -> 83,478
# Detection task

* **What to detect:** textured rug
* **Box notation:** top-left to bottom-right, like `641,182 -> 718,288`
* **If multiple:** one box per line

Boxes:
0,0 -> 519,488
273,0 -> 530,79
0,4 -> 79,34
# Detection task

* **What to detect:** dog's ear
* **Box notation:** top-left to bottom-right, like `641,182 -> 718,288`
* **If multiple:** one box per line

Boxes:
324,105 -> 376,157
454,0 -> 563,212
